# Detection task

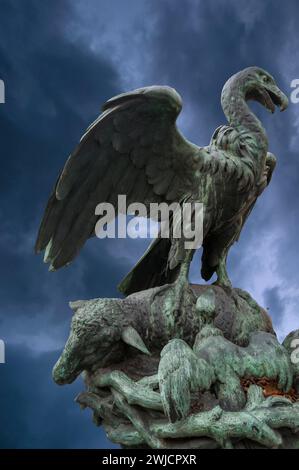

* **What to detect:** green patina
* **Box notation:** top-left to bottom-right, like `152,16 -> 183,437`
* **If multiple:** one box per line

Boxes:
36,67 -> 298,448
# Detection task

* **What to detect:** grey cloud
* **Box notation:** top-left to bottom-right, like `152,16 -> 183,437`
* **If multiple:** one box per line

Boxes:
1,0 -> 299,449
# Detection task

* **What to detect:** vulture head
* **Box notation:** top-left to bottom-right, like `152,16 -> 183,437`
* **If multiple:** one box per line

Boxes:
222,66 -> 289,114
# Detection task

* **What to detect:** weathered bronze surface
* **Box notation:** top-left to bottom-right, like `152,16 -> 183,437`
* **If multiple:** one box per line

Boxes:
37,67 -> 299,448
36,67 -> 288,292
53,285 -> 299,448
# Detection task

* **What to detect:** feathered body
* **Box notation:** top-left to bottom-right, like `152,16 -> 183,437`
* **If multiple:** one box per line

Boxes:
35,67 -> 288,294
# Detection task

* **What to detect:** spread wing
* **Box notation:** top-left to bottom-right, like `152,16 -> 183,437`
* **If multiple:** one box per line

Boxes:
35,86 -> 204,270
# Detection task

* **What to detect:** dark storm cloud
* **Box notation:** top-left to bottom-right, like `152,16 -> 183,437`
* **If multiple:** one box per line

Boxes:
0,345 -> 116,448
0,0 -> 122,448
0,0 -> 122,321
145,0 -> 296,141
0,0 -> 299,449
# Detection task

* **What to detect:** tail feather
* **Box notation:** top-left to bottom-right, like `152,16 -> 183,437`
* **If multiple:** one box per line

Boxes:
201,240 -> 217,281
118,237 -> 180,296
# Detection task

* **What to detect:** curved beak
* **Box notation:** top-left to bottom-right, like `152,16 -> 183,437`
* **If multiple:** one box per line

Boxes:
264,84 -> 289,113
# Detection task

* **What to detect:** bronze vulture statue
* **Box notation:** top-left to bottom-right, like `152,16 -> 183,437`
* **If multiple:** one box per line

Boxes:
35,67 -> 288,295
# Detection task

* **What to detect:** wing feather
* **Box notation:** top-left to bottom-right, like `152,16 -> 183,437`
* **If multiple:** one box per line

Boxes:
35,86 -> 204,269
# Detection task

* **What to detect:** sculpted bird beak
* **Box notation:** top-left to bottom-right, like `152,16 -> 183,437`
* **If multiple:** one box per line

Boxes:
263,84 -> 289,113
246,78 -> 289,114
277,89 -> 289,112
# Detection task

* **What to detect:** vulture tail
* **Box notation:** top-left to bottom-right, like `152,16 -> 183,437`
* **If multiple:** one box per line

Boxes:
118,236 -> 180,296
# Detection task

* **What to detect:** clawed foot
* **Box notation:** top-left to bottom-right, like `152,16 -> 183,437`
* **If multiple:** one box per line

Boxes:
212,278 -> 232,293
212,275 -> 243,308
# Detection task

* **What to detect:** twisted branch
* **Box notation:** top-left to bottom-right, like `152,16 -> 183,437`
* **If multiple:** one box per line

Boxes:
79,373 -> 299,449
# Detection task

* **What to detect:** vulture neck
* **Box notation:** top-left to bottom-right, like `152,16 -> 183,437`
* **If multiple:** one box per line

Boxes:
221,77 -> 268,153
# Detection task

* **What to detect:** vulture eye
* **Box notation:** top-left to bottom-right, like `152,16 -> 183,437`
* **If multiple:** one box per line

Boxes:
262,75 -> 270,83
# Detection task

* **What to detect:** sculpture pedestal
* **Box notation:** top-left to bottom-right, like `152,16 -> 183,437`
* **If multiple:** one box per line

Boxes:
53,283 -> 299,449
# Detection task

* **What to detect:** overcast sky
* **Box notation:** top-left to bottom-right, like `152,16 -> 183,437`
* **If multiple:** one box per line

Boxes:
0,0 -> 298,448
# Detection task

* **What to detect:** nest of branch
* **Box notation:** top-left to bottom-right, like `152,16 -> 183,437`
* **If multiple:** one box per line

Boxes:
241,377 -> 299,403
